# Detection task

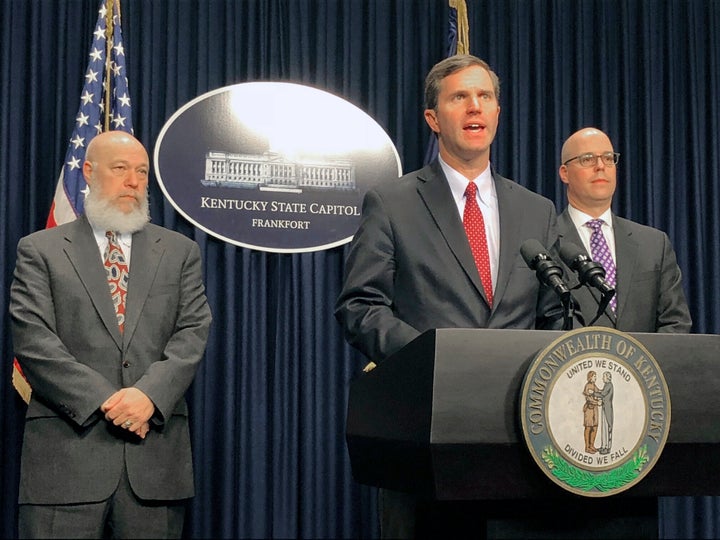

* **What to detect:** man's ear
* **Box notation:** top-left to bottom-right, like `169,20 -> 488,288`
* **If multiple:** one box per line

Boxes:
424,109 -> 440,134
558,164 -> 569,185
82,161 -> 93,185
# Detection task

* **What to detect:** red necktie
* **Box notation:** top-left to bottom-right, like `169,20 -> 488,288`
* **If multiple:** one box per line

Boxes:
463,182 -> 493,307
104,231 -> 129,332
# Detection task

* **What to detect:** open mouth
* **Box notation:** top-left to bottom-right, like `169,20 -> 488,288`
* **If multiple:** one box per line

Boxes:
464,123 -> 486,132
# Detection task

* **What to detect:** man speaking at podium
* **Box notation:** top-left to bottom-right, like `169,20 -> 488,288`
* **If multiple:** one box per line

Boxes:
336,55 -> 567,538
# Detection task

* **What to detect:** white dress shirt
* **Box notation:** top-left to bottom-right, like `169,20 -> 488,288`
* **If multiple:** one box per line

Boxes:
439,155 -> 499,289
566,205 -> 616,261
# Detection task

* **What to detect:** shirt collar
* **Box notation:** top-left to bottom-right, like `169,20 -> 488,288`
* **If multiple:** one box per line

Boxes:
89,221 -> 132,248
438,155 -> 496,207
567,205 -> 613,231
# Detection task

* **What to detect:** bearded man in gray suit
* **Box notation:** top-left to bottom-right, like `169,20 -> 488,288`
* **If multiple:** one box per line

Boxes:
557,127 -> 691,332
10,131 -> 212,538
336,55 -> 567,539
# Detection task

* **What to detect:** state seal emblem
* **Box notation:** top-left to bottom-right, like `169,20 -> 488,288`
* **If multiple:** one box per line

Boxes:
520,327 -> 671,496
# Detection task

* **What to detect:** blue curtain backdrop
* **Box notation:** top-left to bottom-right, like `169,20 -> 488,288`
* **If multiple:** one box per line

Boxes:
1,1 -> 719,538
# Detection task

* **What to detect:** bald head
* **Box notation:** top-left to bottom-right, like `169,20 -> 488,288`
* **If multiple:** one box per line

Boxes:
85,131 -> 148,166
559,127 -> 617,217
560,128 -> 613,164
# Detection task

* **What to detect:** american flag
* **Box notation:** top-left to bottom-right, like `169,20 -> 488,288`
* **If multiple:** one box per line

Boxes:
12,0 -> 133,403
47,0 -> 134,226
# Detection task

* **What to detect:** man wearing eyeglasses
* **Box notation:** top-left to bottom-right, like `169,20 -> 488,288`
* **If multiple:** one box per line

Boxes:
557,127 -> 691,332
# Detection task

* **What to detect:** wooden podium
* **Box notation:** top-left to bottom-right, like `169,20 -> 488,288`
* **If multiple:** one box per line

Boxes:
346,328 -> 720,500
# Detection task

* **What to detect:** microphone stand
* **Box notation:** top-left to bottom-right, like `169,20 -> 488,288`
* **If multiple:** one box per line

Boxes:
588,289 -> 617,327
561,292 -> 574,331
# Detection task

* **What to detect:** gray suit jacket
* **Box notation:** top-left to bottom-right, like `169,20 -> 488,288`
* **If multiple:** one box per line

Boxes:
335,161 -> 563,362
557,208 -> 691,332
10,215 -> 212,504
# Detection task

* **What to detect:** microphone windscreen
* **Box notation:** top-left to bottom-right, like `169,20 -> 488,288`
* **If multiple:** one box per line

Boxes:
558,241 -> 585,266
520,239 -> 547,266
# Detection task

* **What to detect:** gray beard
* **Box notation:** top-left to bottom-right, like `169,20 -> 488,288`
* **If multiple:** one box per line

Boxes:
84,188 -> 150,234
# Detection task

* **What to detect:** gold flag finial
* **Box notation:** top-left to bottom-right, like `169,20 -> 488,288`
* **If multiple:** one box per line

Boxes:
449,0 -> 470,55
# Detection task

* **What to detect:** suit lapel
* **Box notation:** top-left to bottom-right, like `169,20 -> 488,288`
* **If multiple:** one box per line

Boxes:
63,216 -> 123,348
557,209 -> 584,289
612,216 -> 637,317
123,226 -> 164,346
492,174 -> 527,305
416,162 -> 489,304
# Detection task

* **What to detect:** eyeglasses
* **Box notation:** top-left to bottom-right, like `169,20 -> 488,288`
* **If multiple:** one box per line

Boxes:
563,152 -> 620,168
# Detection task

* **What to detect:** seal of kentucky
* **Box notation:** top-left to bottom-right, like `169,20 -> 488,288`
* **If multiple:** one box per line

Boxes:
520,327 -> 671,496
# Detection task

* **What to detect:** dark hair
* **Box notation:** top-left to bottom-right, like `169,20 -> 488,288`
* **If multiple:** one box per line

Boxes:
424,54 -> 501,110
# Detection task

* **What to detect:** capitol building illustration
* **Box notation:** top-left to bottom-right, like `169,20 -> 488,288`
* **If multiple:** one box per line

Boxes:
202,150 -> 356,193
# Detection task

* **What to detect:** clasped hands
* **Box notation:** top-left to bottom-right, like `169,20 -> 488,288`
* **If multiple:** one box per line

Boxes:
101,387 -> 155,439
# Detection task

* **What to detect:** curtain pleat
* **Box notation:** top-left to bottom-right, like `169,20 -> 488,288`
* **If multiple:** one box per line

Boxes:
2,1 -> 719,538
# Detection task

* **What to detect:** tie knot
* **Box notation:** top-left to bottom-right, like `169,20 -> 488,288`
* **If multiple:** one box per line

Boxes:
465,181 -> 478,198
585,219 -> 605,233
106,231 -> 121,245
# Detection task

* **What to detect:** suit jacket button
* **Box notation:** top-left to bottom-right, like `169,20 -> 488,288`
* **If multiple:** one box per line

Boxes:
122,361 -> 130,368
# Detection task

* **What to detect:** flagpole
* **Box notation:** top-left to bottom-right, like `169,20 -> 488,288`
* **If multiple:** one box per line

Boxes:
449,0 -> 469,55
423,0 -> 470,166
104,0 -> 115,131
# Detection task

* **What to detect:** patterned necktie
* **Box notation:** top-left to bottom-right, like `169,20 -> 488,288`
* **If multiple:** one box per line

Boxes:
104,231 -> 129,332
585,219 -> 617,311
463,181 -> 493,307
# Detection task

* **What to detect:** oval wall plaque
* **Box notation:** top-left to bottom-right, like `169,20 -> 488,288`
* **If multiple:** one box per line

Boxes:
154,82 -> 402,253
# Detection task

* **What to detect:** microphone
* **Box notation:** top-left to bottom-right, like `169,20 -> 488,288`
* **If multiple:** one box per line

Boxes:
520,239 -> 571,301
558,242 -> 615,297
558,241 -> 616,326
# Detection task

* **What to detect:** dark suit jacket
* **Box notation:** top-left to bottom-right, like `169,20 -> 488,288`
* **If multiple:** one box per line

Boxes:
335,160 -> 563,362
557,208 -> 691,332
10,215 -> 212,504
